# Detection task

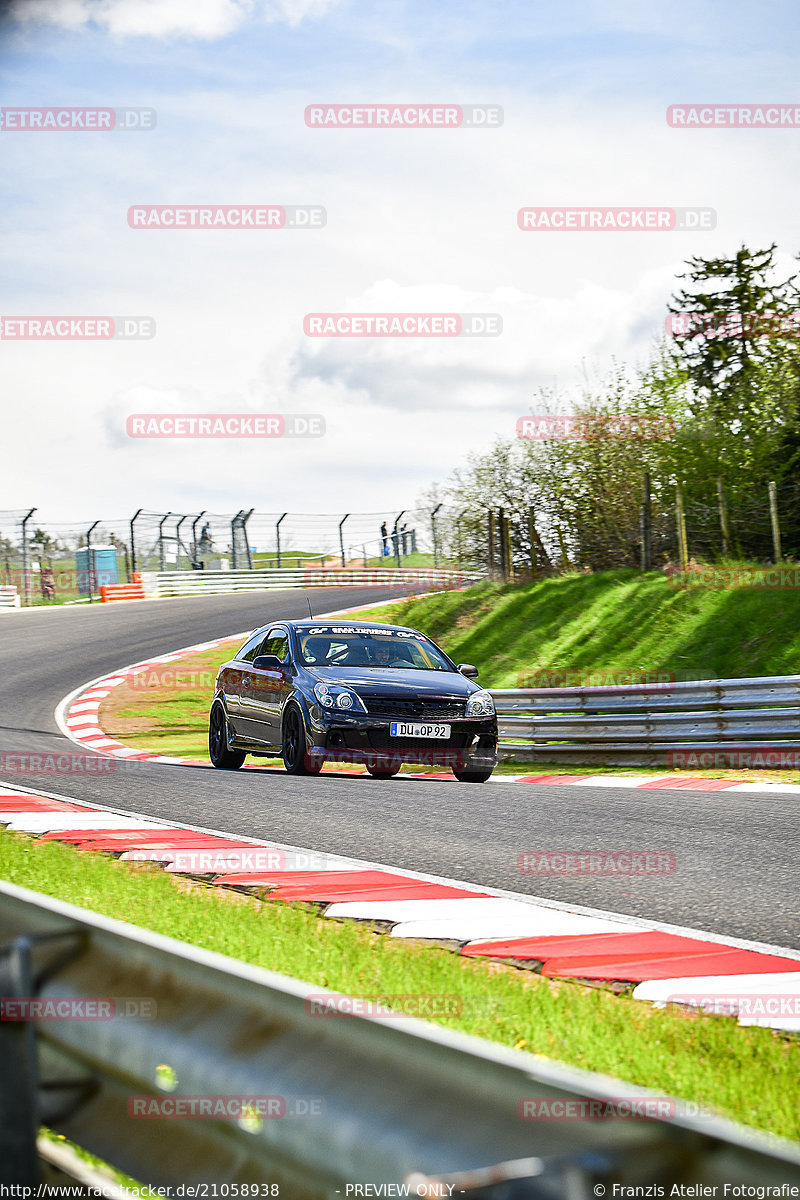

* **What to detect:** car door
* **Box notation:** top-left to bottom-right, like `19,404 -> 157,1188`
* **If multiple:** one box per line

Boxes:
238,628 -> 290,747
221,630 -> 265,734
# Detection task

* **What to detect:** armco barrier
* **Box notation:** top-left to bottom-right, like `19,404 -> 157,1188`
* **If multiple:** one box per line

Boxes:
0,586 -> 20,609
138,567 -> 472,598
494,674 -> 800,766
1,879 -> 798,1194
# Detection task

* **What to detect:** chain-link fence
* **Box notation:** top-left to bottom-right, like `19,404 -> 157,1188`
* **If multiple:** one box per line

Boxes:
0,505 -> 476,605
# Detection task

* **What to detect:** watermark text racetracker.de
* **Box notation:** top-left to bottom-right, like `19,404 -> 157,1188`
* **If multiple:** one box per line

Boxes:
517,850 -> 676,875
127,205 -> 325,229
666,567 -> 800,590
1,996 -> 156,1020
305,993 -> 462,1018
667,103 -> 800,127
516,669 -> 676,688
1,316 -> 155,340
305,103 -> 502,128
304,313 -> 501,337
667,311 -> 800,338
1,106 -> 156,131
517,206 -> 716,231
0,752 -> 115,775
516,414 -> 673,441
667,748 -> 800,769
126,415 -> 325,438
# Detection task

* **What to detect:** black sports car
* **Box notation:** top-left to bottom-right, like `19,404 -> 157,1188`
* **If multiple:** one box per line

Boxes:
209,619 -> 498,782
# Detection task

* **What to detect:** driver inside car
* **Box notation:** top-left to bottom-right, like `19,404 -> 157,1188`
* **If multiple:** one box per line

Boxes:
303,636 -> 331,664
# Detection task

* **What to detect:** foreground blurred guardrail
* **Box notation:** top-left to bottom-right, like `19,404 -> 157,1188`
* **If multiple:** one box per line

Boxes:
494,674 -> 800,767
1,880 -> 800,1195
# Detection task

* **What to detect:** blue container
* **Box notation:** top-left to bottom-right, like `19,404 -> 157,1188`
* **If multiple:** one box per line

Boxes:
76,546 -> 119,595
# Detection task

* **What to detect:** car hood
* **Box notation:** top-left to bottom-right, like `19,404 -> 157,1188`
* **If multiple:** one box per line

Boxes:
305,666 -> 478,700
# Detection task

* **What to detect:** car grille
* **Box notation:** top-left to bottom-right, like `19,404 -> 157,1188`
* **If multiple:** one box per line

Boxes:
364,697 -> 465,720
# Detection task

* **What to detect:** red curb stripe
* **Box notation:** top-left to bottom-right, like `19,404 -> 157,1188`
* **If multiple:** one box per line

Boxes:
637,777 -> 739,790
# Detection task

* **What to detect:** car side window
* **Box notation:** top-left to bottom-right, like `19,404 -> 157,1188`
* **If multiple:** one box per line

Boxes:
237,632 -> 266,662
261,630 -> 290,662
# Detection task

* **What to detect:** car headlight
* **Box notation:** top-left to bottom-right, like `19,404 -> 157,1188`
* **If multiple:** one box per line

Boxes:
313,683 -> 366,712
466,689 -> 495,717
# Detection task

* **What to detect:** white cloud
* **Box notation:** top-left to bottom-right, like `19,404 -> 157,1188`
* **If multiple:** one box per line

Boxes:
8,0 -> 341,39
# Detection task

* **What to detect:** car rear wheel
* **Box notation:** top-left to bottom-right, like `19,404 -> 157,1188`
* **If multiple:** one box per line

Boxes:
209,704 -> 246,769
452,767 -> 494,783
282,707 -> 323,776
366,765 -> 401,779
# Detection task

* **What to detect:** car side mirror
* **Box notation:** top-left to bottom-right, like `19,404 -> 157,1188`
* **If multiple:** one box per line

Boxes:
458,663 -> 479,678
253,654 -> 284,671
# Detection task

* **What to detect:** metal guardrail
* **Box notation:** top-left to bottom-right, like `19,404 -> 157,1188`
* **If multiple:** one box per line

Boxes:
139,567 -> 472,598
1,880 -> 799,1195
493,674 -> 800,765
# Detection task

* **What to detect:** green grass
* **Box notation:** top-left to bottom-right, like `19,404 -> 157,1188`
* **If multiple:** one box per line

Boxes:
337,570 -> 800,687
1,829 -> 797,1141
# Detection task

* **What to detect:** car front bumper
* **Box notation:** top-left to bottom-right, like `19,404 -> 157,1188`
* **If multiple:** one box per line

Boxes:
307,708 -> 498,770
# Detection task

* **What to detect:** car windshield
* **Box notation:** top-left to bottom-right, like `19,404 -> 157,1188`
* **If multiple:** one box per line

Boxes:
297,628 -> 452,671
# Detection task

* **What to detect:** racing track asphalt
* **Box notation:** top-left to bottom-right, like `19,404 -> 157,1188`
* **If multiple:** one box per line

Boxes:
0,588 -> 798,948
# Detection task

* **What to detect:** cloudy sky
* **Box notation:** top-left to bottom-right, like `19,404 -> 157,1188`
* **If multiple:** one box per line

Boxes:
1,0 -> 799,526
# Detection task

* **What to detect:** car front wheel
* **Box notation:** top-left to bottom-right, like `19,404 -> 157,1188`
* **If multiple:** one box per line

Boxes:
282,707 -> 323,776
452,766 -> 494,783
366,764 -> 400,779
209,704 -> 246,769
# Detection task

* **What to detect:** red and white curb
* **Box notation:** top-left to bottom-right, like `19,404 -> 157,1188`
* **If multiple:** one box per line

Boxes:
2,780 -> 799,1032
54,633 -> 800,791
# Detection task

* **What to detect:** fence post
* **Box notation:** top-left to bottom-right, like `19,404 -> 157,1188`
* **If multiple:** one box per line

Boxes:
504,514 -> 514,581
191,511 -> 206,564
556,525 -> 569,571
276,513 -> 287,569
338,514 -> 349,568
20,508 -> 36,607
675,484 -> 689,570
130,508 -> 143,575
431,504 -> 442,567
497,507 -> 506,580
716,478 -> 730,558
393,510 -> 406,567
768,481 -> 782,564
86,520 -> 100,602
528,506 -> 538,580
158,513 -> 171,571
487,510 -> 495,578
640,472 -> 652,571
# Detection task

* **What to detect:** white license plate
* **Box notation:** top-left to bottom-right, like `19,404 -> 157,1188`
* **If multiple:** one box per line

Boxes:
390,721 -> 451,739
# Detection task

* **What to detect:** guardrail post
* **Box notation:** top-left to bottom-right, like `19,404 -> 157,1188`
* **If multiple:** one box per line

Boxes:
675,485 -> 689,571
769,480 -> 782,563
0,938 -> 42,1185
640,472 -> 652,571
